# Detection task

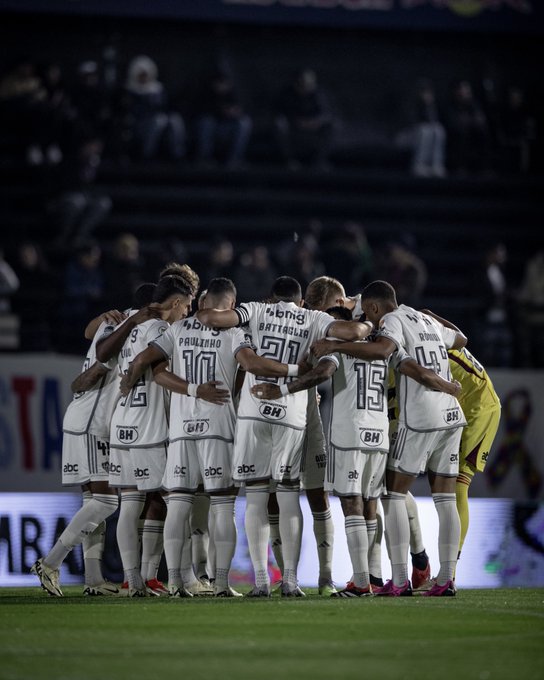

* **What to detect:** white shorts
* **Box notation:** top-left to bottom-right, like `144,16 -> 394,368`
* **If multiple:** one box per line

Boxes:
300,394 -> 327,490
233,419 -> 305,483
325,446 -> 386,499
163,439 -> 234,493
62,432 -> 110,486
109,445 -> 167,491
389,425 -> 463,477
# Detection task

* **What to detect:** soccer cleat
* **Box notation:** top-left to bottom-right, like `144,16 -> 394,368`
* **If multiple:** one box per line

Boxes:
280,583 -> 306,598
374,579 -> 412,597
31,558 -> 63,597
318,581 -> 338,597
423,579 -> 456,597
370,574 -> 384,588
185,579 -> 214,596
214,585 -> 243,598
411,562 -> 432,591
168,584 -> 194,598
145,578 -> 169,597
83,581 -> 120,596
128,586 -> 147,598
271,579 -> 283,594
331,582 -> 372,598
245,585 -> 271,598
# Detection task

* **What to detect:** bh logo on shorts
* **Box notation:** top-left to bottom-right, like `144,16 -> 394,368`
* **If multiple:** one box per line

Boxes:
116,426 -> 139,444
443,408 -> 461,425
359,429 -> 384,447
259,403 -> 286,421
183,420 -> 210,435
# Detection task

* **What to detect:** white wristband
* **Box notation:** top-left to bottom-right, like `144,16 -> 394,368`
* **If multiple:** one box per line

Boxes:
280,383 -> 290,397
287,364 -> 299,377
187,383 -> 198,398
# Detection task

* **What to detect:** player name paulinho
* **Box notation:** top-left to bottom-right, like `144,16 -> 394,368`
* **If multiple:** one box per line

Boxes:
178,337 -> 222,348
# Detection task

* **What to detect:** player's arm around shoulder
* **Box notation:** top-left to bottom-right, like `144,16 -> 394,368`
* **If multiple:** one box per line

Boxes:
251,357 -> 337,401
71,361 -> 109,393
119,344 -> 166,396
312,333 -> 395,362
196,307 -> 240,328
420,308 -> 468,350
327,318 -> 373,341
398,358 -> 462,397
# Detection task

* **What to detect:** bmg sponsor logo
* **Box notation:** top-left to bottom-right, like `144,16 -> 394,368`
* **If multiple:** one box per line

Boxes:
359,429 -> 384,447
116,426 -> 139,443
183,420 -> 209,435
259,403 -> 286,421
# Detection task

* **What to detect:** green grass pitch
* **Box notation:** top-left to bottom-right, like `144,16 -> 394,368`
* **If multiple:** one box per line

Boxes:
1,587 -> 543,680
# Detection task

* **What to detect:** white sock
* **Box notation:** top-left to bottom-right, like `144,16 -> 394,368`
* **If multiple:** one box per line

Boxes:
365,518 -> 378,577
368,504 -> 384,580
276,484 -> 303,589
345,515 -> 369,589
46,494 -> 118,570
268,513 -> 283,576
207,508 -> 216,581
140,519 -> 164,582
245,484 -> 271,589
405,491 -> 425,555
210,496 -> 237,591
191,494 -> 210,579
163,493 -> 193,587
312,508 -> 334,586
432,492 -> 461,585
382,491 -> 409,586
81,491 -> 105,586
180,523 -> 198,586
116,491 -> 146,588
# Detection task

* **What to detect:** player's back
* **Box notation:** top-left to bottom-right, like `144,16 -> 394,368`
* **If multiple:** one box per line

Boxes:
236,300 -> 335,429
156,316 -> 251,443
448,347 -> 500,414
380,304 -> 465,432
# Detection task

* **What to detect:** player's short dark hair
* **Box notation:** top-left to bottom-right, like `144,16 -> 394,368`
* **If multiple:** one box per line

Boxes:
152,275 -> 192,303
325,305 -> 352,321
271,276 -> 302,302
360,280 -> 397,304
206,277 -> 237,299
159,262 -> 200,297
132,283 -> 156,309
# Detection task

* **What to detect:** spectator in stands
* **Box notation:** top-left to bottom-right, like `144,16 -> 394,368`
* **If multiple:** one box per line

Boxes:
124,55 -> 186,161
58,240 -> 104,353
0,58 -> 63,165
518,249 -> 544,367
323,221 -> 374,294
194,66 -> 252,169
234,245 -> 277,302
284,231 -> 325,293
446,80 -> 490,174
275,68 -> 334,170
48,136 -> 112,248
374,237 -> 427,308
103,233 -> 146,310
11,241 -> 57,350
206,237 -> 235,280
476,242 -> 513,367
70,60 -> 111,144
408,79 -> 447,178
498,86 -> 536,174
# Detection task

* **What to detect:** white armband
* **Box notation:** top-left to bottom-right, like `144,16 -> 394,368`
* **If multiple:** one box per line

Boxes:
287,364 -> 299,377
187,383 -> 198,398
280,383 -> 290,397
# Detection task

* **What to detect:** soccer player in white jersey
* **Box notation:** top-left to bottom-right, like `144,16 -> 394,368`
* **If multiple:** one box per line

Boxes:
30,298 -> 153,597
255,304 -> 462,596
312,280 -> 467,597
121,277 -> 303,597
107,276 -> 193,596
196,276 -> 371,597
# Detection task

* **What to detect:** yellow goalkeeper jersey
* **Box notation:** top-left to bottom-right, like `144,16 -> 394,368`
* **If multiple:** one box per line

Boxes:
447,347 -> 500,414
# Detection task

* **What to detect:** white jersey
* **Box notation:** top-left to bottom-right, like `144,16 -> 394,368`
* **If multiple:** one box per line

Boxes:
378,304 -> 466,432
63,320 -> 120,438
235,300 -> 335,430
327,348 -> 390,453
109,316 -> 170,449
151,316 -> 252,443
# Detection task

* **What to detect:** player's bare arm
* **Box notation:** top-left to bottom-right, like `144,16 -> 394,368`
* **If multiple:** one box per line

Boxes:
195,308 -> 239,328
326,319 -> 373,342
119,344 -> 165,395
153,364 -> 230,405
84,309 -> 126,340
235,347 -> 293,378
70,361 -> 109,393
251,358 -> 336,401
398,358 -> 462,397
312,334 -> 396,361
96,304 -> 162,363
420,308 -> 468,349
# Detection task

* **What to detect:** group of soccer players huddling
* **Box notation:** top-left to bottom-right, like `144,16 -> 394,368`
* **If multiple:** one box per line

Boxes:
31,262 -> 501,599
